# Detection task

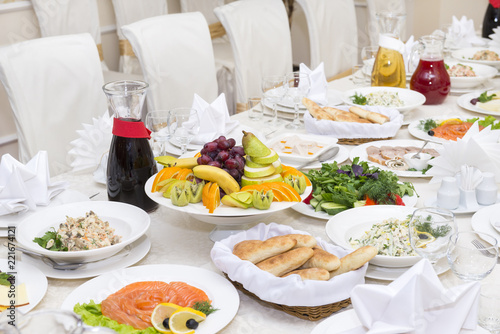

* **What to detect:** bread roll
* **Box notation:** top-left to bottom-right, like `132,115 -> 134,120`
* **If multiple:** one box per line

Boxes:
256,247 -> 314,276
285,234 -> 317,248
281,268 -> 330,281
329,246 -> 378,278
323,107 -> 372,123
302,247 -> 341,271
302,97 -> 335,120
349,106 -> 390,125
233,236 -> 296,263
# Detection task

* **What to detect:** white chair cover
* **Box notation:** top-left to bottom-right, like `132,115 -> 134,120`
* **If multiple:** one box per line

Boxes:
180,0 -> 236,115
366,0 -> 411,46
0,34 -> 107,176
214,0 -> 293,108
121,13 -> 218,111
31,0 -> 109,71
294,0 -> 358,80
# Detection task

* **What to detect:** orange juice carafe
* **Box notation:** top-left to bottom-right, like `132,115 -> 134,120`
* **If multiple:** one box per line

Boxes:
371,12 -> 407,88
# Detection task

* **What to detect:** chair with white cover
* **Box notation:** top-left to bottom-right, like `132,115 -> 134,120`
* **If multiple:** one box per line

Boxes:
366,0 -> 412,46
121,12 -> 218,111
111,0 -> 168,75
292,0 -> 358,80
0,33 -> 107,175
179,0 -> 236,115
214,0 -> 293,113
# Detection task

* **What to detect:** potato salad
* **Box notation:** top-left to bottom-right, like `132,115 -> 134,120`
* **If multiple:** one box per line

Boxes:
366,91 -> 405,107
349,217 -> 417,257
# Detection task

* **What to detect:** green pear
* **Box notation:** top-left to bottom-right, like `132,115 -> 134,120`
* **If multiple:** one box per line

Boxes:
243,164 -> 276,178
245,156 -> 268,168
242,131 -> 271,158
251,149 -> 279,164
240,173 -> 283,187
221,194 -> 252,209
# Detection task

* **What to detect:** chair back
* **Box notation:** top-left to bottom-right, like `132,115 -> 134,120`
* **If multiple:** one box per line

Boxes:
295,0 -> 358,80
0,33 -> 107,175
214,0 -> 293,111
31,0 -> 108,70
111,0 -> 168,74
180,0 -> 223,25
121,12 -> 218,111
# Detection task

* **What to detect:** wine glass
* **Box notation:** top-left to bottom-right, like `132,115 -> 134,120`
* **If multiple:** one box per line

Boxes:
408,207 -> 456,264
478,283 -> 500,334
145,110 -> 170,157
169,108 -> 200,155
361,45 -> 378,84
447,231 -> 499,281
261,75 -> 287,126
284,71 -> 310,130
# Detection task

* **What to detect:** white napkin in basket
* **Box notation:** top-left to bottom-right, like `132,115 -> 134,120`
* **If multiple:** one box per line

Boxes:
190,93 -> 239,145
0,152 -> 68,216
340,260 -> 480,334
211,222 -> 367,307
300,62 -> 328,105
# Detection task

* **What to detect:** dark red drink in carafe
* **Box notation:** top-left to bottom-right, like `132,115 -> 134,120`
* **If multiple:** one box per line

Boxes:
410,59 -> 450,105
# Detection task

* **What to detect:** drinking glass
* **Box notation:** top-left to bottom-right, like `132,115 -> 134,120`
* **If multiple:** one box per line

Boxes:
169,108 -> 200,155
247,97 -> 264,121
284,71 -> 310,130
478,283 -> 500,333
447,231 -> 499,281
408,207 -> 456,264
351,64 -> 366,87
0,310 -> 83,333
261,75 -> 287,126
361,45 -> 378,84
145,110 -> 170,157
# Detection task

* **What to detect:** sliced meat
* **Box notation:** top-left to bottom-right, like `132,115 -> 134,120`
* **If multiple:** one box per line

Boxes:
422,148 -> 440,157
366,146 -> 386,165
380,146 -> 406,160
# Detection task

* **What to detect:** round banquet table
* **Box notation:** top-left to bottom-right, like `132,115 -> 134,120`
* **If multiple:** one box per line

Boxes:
2,74 -> 499,333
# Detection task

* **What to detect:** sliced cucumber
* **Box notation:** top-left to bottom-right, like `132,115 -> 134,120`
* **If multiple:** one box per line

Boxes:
320,202 -> 347,215
315,200 -> 327,212
353,200 -> 366,208
309,198 -> 319,209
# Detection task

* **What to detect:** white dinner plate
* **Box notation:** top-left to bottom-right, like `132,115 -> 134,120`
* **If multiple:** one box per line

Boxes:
16,201 -> 150,263
60,264 -> 240,334
325,205 -> 420,267
311,308 -> 488,334
145,175 -> 312,226
264,89 -> 343,113
471,203 -> 500,246
0,259 -> 47,313
424,194 -> 500,215
450,81 -> 495,95
349,139 -> 442,178
341,87 -> 426,112
366,257 -> 449,281
445,61 -> 498,89
452,47 -> 500,69
283,145 -> 350,170
457,91 -> 500,116
21,235 -> 150,280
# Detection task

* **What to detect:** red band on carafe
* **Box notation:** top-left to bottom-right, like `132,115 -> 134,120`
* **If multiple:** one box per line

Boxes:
112,118 -> 151,139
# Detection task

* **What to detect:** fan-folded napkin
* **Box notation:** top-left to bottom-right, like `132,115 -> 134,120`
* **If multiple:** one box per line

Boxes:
0,152 -> 68,216
211,222 -> 366,307
489,26 -> 500,48
445,16 -> 486,49
340,260 -> 480,334
190,93 -> 239,145
300,63 -> 328,105
403,36 -> 419,73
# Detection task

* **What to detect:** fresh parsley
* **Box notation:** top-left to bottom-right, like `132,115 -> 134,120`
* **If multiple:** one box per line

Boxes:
417,119 -> 438,132
33,228 -> 68,251
478,91 -> 496,103
350,92 -> 367,105
0,272 -> 13,286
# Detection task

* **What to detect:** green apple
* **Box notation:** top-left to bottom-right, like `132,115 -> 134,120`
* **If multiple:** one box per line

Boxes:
241,173 -> 284,187
245,156 -> 268,168
243,164 -> 276,178
251,149 -> 279,164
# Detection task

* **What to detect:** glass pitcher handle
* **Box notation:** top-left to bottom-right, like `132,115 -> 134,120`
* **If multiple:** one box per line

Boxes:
408,41 -> 424,74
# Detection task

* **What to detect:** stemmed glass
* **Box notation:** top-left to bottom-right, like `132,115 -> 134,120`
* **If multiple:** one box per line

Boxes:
284,71 -> 311,130
447,231 -> 499,281
361,45 -> 378,85
169,108 -> 200,155
408,207 -> 456,264
261,75 -> 287,126
145,110 -> 170,157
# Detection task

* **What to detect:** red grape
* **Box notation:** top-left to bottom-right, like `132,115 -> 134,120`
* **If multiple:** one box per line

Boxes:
228,168 -> 240,180
205,142 -> 218,152
224,158 -> 238,170
231,146 -> 245,157
208,161 -> 222,168
227,138 -> 236,148
216,150 -> 230,162
218,140 -> 231,150
199,155 -> 212,165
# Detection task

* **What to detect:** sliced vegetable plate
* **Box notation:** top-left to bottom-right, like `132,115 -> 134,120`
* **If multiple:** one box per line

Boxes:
457,90 -> 500,116
349,139 -> 442,177
341,87 -> 426,112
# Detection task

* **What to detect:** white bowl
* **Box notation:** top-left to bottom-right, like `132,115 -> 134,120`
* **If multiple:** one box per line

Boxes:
325,205 -> 420,267
342,87 -> 426,112
16,201 -> 150,263
451,47 -> 500,69
446,61 -> 498,89
403,152 -> 432,170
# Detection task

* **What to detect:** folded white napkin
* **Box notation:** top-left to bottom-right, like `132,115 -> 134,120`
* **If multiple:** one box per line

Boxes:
427,122 -> 500,183
341,260 -> 480,334
211,222 -> 367,307
300,62 -> 328,105
0,152 -> 68,216
445,16 -> 486,49
459,165 -> 483,190
190,93 -> 239,145
489,26 -> 500,48
403,35 -> 419,73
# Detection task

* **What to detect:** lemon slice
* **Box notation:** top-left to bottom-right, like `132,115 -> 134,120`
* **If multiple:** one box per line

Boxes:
151,303 -> 182,334
415,231 -> 436,248
169,307 -> 207,334
439,118 -> 463,126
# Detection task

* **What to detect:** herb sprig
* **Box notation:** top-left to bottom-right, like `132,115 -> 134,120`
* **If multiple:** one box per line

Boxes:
193,301 -> 219,316
33,228 -> 68,251
415,215 -> 452,238
350,92 -> 367,105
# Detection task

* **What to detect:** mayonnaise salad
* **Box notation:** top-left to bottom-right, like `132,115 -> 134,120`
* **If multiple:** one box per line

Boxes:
366,91 -> 405,107
349,217 -> 417,257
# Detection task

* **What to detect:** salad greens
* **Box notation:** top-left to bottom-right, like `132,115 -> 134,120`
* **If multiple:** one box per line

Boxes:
305,158 -> 416,216
350,92 -> 367,105
0,272 -> 13,286
33,228 -> 68,251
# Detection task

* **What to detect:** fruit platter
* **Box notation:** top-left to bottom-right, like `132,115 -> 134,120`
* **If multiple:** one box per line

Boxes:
146,131 -> 312,226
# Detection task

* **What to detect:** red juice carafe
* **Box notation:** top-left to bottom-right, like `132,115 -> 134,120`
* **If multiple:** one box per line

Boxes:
409,35 -> 450,105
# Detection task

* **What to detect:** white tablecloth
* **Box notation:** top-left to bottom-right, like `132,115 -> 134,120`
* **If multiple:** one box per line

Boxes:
2,76 -> 499,333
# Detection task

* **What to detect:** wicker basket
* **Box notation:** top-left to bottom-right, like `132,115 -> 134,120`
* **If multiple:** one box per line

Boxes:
337,136 -> 392,145
224,273 -> 351,321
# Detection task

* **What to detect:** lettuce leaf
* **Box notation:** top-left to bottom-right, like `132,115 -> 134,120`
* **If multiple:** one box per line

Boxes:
74,301 -> 159,334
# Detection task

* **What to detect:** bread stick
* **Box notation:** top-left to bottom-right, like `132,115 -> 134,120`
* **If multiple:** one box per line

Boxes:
349,106 -> 390,124
323,107 -> 372,123
302,247 -> 341,271
285,234 -> 317,248
302,97 -> 335,120
256,247 -> 314,276
329,246 -> 377,278
281,268 -> 330,281
232,236 -> 296,264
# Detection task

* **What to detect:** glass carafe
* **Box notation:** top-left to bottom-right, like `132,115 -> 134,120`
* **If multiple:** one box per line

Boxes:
409,35 -> 450,105
103,80 -> 158,212
371,12 -> 406,88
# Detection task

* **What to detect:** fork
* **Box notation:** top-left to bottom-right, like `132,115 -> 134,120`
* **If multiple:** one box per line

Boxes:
411,140 -> 429,159
471,239 -> 500,263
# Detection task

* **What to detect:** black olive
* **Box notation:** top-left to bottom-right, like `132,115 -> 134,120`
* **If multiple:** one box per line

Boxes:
186,319 -> 199,329
427,130 -> 435,136
162,318 -> 170,329
470,98 -> 478,105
